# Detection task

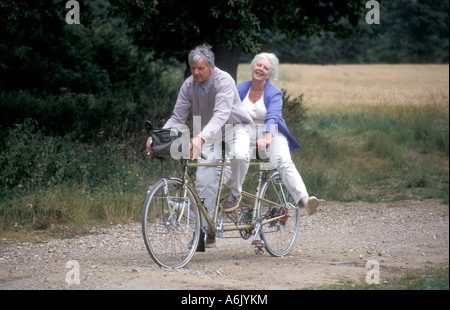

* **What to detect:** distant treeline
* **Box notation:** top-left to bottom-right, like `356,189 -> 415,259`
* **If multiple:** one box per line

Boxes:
246,0 -> 449,64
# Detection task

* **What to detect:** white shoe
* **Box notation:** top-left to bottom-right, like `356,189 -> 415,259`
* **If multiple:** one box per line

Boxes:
306,196 -> 319,215
299,196 -> 319,215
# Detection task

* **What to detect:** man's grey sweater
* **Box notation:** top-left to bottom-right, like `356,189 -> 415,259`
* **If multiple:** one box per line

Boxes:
164,67 -> 254,143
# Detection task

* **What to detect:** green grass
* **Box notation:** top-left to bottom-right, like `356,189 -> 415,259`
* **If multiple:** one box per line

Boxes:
293,101 -> 449,204
314,266 -> 449,290
0,183 -> 147,232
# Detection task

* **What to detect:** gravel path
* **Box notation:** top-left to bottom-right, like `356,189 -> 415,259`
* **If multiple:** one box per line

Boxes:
0,199 -> 448,290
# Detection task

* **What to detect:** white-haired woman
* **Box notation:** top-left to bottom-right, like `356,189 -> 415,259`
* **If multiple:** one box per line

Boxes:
237,53 -> 319,215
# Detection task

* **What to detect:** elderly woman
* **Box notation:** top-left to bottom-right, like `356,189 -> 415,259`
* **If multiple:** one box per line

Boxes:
237,53 -> 319,215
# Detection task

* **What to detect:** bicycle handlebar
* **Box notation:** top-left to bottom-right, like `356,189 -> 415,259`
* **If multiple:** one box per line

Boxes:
145,120 -> 207,160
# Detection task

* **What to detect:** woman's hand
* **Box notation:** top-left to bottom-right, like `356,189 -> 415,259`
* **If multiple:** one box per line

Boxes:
256,132 -> 272,149
256,138 -> 270,149
146,136 -> 153,154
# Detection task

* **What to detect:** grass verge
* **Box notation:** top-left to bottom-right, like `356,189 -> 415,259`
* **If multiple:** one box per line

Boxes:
314,266 -> 449,290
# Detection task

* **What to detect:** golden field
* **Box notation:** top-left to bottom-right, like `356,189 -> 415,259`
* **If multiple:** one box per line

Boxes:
237,64 -> 449,114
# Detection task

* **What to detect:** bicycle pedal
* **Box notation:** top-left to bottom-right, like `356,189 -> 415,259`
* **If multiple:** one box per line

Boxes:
251,239 -> 264,246
252,241 -> 265,255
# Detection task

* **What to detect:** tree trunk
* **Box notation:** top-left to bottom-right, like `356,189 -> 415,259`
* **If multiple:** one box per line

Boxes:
214,46 -> 242,83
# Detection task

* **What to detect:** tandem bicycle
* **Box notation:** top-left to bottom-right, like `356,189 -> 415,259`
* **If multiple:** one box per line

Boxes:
142,121 -> 300,268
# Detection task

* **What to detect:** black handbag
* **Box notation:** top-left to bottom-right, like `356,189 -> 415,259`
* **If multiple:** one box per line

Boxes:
151,128 -> 183,158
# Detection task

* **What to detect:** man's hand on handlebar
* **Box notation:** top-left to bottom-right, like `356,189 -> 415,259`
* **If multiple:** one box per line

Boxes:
146,135 -> 206,160
189,136 -> 205,160
146,136 -> 153,155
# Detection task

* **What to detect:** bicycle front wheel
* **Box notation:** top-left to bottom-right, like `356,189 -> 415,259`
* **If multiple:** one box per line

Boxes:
258,172 -> 299,257
142,178 -> 201,268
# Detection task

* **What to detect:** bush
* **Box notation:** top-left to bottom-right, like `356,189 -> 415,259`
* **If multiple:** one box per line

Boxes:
0,119 -> 149,195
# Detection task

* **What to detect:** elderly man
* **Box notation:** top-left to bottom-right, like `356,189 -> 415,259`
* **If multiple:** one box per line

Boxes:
146,44 -> 253,248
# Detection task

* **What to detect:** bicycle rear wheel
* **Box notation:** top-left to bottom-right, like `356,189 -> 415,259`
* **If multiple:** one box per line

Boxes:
142,178 -> 201,268
258,172 -> 299,256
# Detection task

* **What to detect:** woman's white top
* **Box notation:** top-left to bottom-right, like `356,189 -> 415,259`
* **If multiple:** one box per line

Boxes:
243,90 -> 266,125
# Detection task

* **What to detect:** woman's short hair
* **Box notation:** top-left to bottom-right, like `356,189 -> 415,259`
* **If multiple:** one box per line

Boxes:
188,44 -> 215,67
250,52 -> 279,81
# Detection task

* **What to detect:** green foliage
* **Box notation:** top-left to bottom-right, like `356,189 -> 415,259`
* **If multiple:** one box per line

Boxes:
0,0 -> 93,92
1,77 -> 181,141
111,0 -> 365,75
0,119 -> 125,192
263,0 -> 449,64
0,0 -> 166,93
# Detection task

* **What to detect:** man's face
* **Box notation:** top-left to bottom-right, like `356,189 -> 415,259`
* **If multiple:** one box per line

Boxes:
190,58 -> 213,84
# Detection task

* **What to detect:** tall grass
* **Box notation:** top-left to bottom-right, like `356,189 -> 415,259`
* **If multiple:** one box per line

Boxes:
295,101 -> 449,203
0,185 -> 146,232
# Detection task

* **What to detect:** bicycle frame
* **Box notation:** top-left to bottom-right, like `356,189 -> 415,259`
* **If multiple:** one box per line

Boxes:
176,159 -> 291,238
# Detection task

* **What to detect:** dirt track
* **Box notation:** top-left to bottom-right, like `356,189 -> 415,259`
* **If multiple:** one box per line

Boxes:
0,200 -> 448,290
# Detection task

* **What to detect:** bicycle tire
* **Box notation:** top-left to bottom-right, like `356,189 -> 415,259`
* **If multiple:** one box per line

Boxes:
142,178 -> 201,268
258,172 -> 300,257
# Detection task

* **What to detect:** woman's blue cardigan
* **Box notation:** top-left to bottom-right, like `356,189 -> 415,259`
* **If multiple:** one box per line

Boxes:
236,80 -> 302,153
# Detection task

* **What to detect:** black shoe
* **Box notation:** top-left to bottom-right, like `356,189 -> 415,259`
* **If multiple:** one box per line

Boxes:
205,234 -> 216,248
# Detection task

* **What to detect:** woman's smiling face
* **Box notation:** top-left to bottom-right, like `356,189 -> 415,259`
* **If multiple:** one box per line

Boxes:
251,57 -> 271,82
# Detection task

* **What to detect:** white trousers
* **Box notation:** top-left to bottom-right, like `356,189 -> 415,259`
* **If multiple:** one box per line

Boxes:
223,130 -> 309,206
266,132 -> 309,204
195,126 -> 250,226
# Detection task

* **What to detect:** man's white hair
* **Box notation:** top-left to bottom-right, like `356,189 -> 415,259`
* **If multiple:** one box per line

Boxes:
188,44 -> 215,67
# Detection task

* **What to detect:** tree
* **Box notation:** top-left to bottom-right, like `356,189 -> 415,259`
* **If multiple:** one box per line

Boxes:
252,0 -> 449,64
0,0 -> 161,93
0,0 -> 74,91
109,0 -> 365,80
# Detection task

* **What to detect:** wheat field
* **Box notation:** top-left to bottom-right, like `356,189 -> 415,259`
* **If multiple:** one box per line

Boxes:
237,64 -> 449,114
